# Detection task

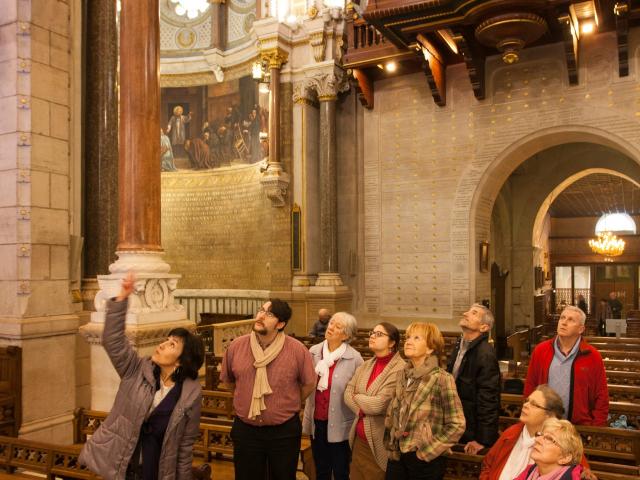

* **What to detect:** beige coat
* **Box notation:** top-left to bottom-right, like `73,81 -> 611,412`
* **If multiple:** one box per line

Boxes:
344,352 -> 405,470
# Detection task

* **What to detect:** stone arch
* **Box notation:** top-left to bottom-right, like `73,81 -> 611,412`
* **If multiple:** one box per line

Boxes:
451,124 -> 640,319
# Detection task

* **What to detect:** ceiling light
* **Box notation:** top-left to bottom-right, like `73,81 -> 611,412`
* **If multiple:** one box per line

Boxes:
581,21 -> 595,35
589,232 -> 625,257
385,62 -> 397,73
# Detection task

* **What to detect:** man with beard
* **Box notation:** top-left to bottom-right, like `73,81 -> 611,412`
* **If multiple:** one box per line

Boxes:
221,299 -> 315,480
447,304 -> 500,455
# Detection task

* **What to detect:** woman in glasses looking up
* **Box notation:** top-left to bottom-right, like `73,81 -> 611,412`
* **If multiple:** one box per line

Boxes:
344,323 -> 405,480
480,384 -> 591,480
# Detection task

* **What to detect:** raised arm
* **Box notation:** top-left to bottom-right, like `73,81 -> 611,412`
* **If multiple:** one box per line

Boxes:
102,273 -> 143,379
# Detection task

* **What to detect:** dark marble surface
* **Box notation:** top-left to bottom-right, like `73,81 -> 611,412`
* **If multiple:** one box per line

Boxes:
83,0 -> 119,276
319,99 -> 337,273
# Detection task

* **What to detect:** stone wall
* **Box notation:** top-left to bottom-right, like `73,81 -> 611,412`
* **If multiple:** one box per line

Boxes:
161,164 -> 291,289
343,29 -> 640,330
0,0 -> 80,442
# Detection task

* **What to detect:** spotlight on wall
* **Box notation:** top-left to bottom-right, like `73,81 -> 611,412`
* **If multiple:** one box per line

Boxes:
385,62 -> 397,73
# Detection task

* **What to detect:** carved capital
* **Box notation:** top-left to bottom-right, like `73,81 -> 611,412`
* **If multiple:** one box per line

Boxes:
260,48 -> 288,70
293,81 -> 317,106
308,68 -> 349,101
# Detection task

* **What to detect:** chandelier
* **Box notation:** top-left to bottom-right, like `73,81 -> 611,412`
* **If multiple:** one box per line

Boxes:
589,231 -> 625,257
169,0 -> 210,19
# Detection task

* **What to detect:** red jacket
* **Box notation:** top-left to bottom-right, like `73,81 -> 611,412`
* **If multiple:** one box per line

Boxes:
523,337 -> 609,426
480,423 -> 590,480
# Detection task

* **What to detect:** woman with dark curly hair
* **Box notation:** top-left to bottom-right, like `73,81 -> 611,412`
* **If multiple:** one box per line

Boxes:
80,273 -> 204,480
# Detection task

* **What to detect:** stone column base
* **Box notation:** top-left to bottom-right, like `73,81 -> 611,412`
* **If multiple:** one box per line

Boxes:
79,251 -> 192,410
312,272 -> 348,290
292,274 -> 317,291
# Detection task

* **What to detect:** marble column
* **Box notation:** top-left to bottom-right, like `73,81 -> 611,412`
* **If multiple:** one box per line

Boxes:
260,49 -> 290,207
80,0 -> 190,411
82,0 -> 118,300
313,71 -> 346,287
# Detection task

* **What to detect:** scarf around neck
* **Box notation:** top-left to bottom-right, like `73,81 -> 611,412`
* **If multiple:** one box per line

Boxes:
390,355 -> 439,443
248,330 -> 286,420
315,340 -> 347,392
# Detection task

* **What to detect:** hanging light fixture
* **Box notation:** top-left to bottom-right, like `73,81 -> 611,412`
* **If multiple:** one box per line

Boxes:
588,212 -> 635,257
589,231 -> 625,257
169,0 -> 210,20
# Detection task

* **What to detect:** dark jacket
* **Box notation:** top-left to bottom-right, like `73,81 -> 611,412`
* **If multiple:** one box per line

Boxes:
79,299 -> 202,480
446,333 -> 500,447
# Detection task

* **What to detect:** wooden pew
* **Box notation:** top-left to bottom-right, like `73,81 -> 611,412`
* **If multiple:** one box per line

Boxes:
501,393 -> 640,430
0,347 -> 21,437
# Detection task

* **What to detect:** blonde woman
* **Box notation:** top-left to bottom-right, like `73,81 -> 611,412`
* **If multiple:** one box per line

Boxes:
384,322 -> 466,480
345,322 -> 405,480
514,418 -> 585,480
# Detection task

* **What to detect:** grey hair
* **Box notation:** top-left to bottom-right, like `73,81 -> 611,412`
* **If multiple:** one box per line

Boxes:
561,306 -> 586,325
332,312 -> 358,342
471,303 -> 495,329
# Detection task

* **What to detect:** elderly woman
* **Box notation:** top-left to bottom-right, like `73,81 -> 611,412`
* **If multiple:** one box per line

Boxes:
79,273 -> 204,479
515,418 -> 585,480
480,384 -> 591,480
384,322 -> 465,480
344,322 -> 405,480
303,312 -> 364,480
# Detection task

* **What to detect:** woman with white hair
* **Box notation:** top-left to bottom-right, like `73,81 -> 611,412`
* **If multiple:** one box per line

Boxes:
303,312 -> 364,480
514,417 -> 585,480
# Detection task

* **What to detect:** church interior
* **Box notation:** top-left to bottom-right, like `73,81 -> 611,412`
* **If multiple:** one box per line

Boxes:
1,0 -> 640,478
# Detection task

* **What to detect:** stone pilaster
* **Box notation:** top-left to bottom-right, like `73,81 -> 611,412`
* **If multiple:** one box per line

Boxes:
292,81 -> 320,289
0,0 -> 80,442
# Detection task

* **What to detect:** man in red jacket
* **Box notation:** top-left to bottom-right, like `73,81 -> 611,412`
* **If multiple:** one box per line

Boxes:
524,306 -> 609,426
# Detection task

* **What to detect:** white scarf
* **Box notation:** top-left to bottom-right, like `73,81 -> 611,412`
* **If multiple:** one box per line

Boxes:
315,340 -> 347,392
499,426 -> 536,480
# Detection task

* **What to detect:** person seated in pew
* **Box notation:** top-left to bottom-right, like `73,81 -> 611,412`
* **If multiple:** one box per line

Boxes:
447,304 -> 501,455
79,273 -> 205,480
524,306 -> 609,426
514,418 -> 585,480
480,384 -> 592,480
384,322 -> 466,480
303,312 -> 364,480
309,308 -> 332,338
344,322 -> 405,480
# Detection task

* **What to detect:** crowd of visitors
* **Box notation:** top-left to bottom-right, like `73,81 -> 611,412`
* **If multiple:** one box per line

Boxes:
84,274 -> 611,480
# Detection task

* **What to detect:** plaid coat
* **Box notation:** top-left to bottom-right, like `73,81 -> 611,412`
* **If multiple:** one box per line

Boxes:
384,357 -> 466,462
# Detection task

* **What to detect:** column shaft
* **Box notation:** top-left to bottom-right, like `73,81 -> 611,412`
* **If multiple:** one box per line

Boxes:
118,0 -> 162,251
268,67 -> 281,166
84,0 -> 118,275
319,99 -> 337,273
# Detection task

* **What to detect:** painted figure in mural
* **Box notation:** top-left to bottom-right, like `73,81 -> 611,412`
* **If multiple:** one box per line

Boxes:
166,105 -> 192,158
248,108 -> 262,163
184,137 -> 213,170
160,128 -> 177,172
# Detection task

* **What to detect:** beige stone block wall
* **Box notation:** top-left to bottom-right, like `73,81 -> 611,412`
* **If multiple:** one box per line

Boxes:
351,29 -> 640,330
0,0 -> 78,442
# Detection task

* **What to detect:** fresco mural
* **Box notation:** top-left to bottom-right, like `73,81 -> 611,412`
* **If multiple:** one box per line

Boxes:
160,75 -> 268,171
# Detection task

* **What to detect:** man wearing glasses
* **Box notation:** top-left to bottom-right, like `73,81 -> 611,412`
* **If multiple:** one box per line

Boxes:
524,306 -> 609,425
221,299 -> 316,479
446,304 -> 501,455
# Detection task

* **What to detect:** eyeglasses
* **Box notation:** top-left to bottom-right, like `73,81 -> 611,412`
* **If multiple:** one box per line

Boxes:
524,397 -> 551,411
257,308 -> 275,318
369,330 -> 390,338
534,431 -> 561,448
